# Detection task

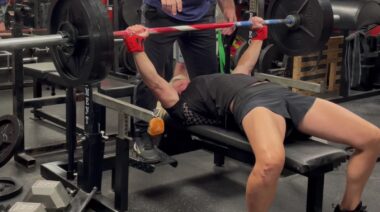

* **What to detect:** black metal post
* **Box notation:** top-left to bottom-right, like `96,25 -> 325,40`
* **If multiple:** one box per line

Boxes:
31,79 -> 43,118
306,174 -> 324,212
114,111 -> 130,211
213,152 -> 225,167
66,87 -> 77,180
114,137 -> 129,211
34,0 -> 40,28
12,3 -> 28,164
339,31 -> 350,97
98,104 -> 106,133
97,84 -> 106,132
78,85 -> 105,192
33,79 -> 42,98
113,0 -> 119,75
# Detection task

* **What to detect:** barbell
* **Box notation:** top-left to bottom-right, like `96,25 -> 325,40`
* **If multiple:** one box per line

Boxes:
0,0 -> 336,87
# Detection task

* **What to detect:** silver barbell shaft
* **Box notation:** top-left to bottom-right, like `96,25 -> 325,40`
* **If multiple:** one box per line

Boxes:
0,34 -> 68,50
0,34 -> 126,50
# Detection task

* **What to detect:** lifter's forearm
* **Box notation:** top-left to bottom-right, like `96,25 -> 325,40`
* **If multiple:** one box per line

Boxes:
233,40 -> 263,75
133,52 -> 167,90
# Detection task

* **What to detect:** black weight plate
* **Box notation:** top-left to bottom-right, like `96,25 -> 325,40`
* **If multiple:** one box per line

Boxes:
119,45 -> 137,75
121,0 -> 142,25
0,115 -> 23,168
49,0 -> 114,86
258,44 -> 283,73
267,0 -> 334,56
233,41 -> 249,69
0,177 -> 23,201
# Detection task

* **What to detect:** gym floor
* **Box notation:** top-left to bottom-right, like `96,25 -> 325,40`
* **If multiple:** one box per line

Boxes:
1,77 -> 380,212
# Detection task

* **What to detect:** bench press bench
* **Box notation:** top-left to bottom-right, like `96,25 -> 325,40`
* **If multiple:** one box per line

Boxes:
24,62 -> 66,97
187,125 -> 348,212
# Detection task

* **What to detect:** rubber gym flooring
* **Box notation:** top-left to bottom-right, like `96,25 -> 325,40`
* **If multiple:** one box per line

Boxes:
1,77 -> 380,212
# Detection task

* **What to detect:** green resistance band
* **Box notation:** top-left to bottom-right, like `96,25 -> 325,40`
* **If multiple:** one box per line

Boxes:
217,30 -> 226,74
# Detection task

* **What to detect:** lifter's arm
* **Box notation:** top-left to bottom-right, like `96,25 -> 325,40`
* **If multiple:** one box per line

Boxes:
133,52 -> 179,108
232,17 -> 267,75
125,26 -> 179,109
232,41 -> 263,75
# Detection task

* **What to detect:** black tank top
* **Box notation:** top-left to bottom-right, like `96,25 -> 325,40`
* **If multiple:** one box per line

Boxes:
167,73 -> 260,126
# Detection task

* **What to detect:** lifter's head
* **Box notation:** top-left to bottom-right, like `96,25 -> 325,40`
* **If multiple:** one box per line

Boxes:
170,75 -> 190,95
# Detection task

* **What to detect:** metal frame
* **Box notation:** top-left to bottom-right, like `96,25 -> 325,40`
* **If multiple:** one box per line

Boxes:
13,71 -> 81,167
41,84 -> 177,211
254,72 -> 325,93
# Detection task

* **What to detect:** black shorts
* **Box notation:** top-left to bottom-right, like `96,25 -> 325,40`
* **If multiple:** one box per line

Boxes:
232,82 -> 316,129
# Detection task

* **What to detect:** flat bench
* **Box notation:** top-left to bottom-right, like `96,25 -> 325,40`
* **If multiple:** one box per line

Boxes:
187,125 -> 348,212
23,62 -> 67,98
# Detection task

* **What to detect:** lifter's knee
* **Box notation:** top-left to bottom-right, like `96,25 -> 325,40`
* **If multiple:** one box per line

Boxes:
356,128 -> 380,154
252,154 -> 285,186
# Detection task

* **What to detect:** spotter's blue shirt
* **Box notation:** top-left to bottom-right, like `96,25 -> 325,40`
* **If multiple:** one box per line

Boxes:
144,0 -> 213,22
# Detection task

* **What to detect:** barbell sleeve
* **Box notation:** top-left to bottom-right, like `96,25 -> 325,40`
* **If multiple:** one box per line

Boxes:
0,34 -> 68,50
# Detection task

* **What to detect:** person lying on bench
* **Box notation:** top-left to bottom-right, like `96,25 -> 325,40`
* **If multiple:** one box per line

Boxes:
123,17 -> 380,212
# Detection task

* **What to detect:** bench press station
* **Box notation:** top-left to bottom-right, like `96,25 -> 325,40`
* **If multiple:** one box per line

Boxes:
28,75 -> 347,211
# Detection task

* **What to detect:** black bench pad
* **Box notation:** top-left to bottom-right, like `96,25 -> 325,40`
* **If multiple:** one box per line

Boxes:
187,125 -> 347,174
24,62 -> 67,86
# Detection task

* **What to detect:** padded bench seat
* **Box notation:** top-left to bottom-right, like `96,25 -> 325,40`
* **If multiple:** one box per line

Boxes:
187,125 -> 347,174
24,62 -> 67,86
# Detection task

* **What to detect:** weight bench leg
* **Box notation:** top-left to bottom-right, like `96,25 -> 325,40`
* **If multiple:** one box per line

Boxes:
33,79 -> 42,98
114,137 -> 129,211
214,153 -> 225,167
32,79 -> 43,118
306,173 -> 324,212
66,87 -> 76,180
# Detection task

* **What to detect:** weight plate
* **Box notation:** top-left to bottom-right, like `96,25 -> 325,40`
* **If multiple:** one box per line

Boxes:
0,115 -> 23,168
267,0 -> 334,56
232,41 -> 248,69
49,0 -> 114,86
258,44 -> 284,73
121,0 -> 142,25
0,177 -> 23,201
119,45 -> 137,75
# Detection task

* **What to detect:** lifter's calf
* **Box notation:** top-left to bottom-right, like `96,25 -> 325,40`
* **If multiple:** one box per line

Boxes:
246,154 -> 285,212
340,128 -> 380,211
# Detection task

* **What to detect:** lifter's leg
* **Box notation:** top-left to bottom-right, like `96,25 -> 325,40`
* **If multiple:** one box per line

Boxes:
298,98 -> 380,211
242,107 -> 286,212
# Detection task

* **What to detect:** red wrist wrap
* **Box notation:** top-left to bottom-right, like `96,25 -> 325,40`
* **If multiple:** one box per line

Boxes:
251,26 -> 268,41
124,34 -> 145,53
